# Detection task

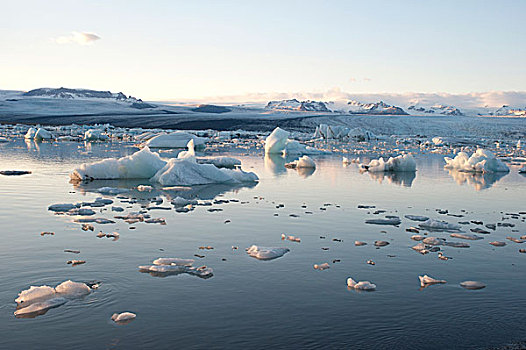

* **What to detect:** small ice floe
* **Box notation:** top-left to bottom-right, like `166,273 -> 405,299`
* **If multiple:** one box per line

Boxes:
367,260 -> 375,265
444,149 -> 509,173
144,131 -> 207,149
359,154 -> 416,172
96,231 -> 106,238
411,235 -> 425,241
48,203 -> 78,212
422,237 -> 445,245
354,241 -> 367,246
313,263 -> 330,270
506,237 -> 525,244
64,249 -> 80,254
444,241 -> 470,248
111,312 -> 136,324
14,280 -> 94,318
460,281 -> 486,290
82,224 -> 94,231
40,231 -> 54,236
84,129 -> 109,142
450,233 -> 483,240
281,234 -> 301,242
374,241 -> 390,247
489,241 -> 506,247
171,197 -> 198,207
139,258 -> 213,278
418,219 -> 461,232
406,227 -> 420,233
105,232 -> 120,240
97,187 -> 129,195
67,260 -> 86,266
137,185 -> 154,192
347,277 -> 376,291
0,170 -> 32,176
412,243 -> 430,254
419,275 -> 446,287
519,249 -> 526,253
246,245 -> 289,260
365,217 -> 401,226
404,215 -> 429,222
285,156 -> 316,169
197,156 -> 241,169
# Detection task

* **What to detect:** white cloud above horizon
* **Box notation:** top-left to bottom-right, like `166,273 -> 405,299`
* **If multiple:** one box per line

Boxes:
54,32 -> 101,45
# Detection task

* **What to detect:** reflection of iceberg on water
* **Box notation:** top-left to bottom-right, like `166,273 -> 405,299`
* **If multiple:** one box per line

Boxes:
364,170 -> 416,187
70,178 -> 257,202
447,169 -> 507,191
297,167 -> 315,178
264,153 -> 287,176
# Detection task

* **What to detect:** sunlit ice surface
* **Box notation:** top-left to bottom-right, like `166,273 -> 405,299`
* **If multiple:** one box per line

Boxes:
0,139 -> 525,349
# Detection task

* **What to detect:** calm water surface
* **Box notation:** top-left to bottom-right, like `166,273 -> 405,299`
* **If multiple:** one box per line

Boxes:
0,140 -> 525,349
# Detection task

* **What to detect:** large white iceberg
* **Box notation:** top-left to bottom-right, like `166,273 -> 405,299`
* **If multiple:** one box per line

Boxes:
360,154 -> 416,172
265,127 -> 290,154
70,147 -> 166,180
444,149 -> 509,173
84,129 -> 109,141
70,144 -> 258,186
145,132 -> 207,148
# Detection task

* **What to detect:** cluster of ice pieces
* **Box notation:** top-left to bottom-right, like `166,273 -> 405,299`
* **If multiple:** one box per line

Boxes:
70,145 -> 258,186
444,149 -> 509,173
138,257 -> 213,278
359,154 -> 416,172
264,127 -> 321,156
14,280 -> 94,317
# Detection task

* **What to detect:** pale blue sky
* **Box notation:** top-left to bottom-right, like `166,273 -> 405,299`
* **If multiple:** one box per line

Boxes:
1,0 -> 525,101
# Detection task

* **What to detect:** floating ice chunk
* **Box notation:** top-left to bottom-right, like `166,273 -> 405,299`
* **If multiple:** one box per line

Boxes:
347,277 -> 376,291
450,233 -> 483,240
365,217 -> 401,225
197,156 -> 241,168
354,241 -> 367,246
54,280 -> 92,297
153,258 -> 194,266
265,127 -> 290,154
138,264 -> 213,278
48,203 -> 78,212
97,187 -> 129,195
444,241 -> 470,248
84,129 -> 108,141
285,155 -> 316,169
418,275 -> 446,287
15,285 -> 56,306
411,235 -> 426,241
139,265 -> 187,273
112,312 -> 136,323
444,149 -> 509,173
489,241 -> 506,247
422,237 -> 445,245
460,281 -> 486,290
25,127 -> 36,139
171,197 -> 198,207
137,185 -> 153,192
432,137 -> 444,146
405,215 -> 429,222
14,297 -> 67,317
246,245 -> 289,260
281,234 -> 301,242
71,147 -> 167,180
151,157 -> 258,186
145,132 -> 207,149
374,240 -> 390,247
419,219 -> 461,231
34,128 -> 53,141
360,154 -> 416,173
283,140 -> 322,156
314,263 -> 330,270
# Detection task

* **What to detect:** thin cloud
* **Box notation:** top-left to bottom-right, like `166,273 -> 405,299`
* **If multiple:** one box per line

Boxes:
55,32 -> 101,45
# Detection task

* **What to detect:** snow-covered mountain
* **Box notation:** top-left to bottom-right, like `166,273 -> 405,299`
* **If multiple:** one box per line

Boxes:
491,105 -> 526,117
345,100 -> 407,115
265,99 -> 330,112
407,104 -> 463,116
23,87 -> 155,108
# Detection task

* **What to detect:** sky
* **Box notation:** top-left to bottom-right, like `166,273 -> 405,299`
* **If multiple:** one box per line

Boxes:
1,0 -> 525,102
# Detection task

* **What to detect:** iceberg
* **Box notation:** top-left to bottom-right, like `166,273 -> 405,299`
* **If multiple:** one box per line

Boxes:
419,219 -> 461,231
360,154 -> 416,172
138,257 -> 213,278
112,312 -> 136,323
264,127 -> 290,154
246,245 -> 289,260
418,275 -> 446,287
347,277 -> 376,291
285,155 -> 316,169
444,149 -> 509,173
145,132 -> 207,148
84,129 -> 109,141
34,128 -> 53,141
71,147 -> 166,180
